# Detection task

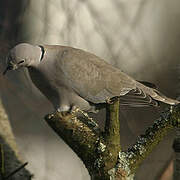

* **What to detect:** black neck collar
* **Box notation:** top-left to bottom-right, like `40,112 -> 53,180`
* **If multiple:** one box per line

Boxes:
39,45 -> 45,61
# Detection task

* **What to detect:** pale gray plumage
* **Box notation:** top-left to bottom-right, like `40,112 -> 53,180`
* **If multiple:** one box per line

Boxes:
4,43 -> 180,112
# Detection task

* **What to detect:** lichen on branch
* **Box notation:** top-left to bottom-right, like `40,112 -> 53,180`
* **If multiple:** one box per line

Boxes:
44,103 -> 180,180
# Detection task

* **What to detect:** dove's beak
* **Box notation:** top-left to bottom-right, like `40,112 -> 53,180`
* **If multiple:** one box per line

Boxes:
3,62 -> 18,75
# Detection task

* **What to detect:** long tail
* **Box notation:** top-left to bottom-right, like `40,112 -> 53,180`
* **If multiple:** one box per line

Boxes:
137,81 -> 180,106
150,88 -> 179,105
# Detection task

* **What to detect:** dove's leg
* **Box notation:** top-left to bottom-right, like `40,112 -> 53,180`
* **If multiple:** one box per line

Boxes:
56,105 -> 70,112
48,106 -> 70,119
106,96 -> 119,104
52,90 -> 99,118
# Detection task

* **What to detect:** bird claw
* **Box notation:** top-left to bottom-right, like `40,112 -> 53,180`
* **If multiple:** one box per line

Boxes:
106,97 -> 116,104
46,113 -> 55,119
106,97 -> 113,104
52,108 -> 70,118
106,97 -> 119,104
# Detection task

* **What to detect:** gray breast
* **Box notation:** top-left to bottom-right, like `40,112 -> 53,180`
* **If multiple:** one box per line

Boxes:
28,66 -> 60,108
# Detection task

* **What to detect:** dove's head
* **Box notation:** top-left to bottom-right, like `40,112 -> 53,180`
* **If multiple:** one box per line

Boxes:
3,43 -> 42,75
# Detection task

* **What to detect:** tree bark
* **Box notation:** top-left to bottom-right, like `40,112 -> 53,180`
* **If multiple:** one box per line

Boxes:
45,100 -> 180,179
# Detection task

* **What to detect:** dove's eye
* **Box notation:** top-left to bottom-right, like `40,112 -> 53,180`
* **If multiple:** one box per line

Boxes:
18,60 -> 25,64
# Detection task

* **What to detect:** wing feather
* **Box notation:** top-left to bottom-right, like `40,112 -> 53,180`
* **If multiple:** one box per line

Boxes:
120,88 -> 159,107
50,46 -> 178,107
55,46 -> 136,103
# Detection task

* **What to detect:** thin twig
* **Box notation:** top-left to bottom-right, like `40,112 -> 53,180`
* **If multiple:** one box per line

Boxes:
4,162 -> 28,180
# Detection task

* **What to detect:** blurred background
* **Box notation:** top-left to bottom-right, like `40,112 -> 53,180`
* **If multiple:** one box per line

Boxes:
0,0 -> 180,179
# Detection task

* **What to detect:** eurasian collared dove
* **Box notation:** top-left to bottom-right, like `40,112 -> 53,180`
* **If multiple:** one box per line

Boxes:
3,43 -> 179,113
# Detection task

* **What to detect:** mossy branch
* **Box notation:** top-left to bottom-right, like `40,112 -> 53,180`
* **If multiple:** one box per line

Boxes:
100,99 -> 121,178
44,104 -> 180,180
117,105 -> 180,177
45,99 -> 121,180
45,112 -> 101,177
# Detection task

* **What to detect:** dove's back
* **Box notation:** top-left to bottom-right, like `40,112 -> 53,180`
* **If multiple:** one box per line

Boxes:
28,45 -> 179,112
